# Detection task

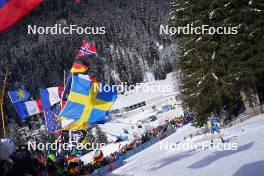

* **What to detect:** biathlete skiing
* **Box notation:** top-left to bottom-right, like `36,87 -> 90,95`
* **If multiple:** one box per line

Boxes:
207,113 -> 225,145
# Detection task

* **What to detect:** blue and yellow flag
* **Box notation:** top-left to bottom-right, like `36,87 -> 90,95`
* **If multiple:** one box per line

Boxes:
59,74 -> 117,130
8,89 -> 30,104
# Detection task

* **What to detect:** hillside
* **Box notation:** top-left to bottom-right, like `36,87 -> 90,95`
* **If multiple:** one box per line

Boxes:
0,0 -> 179,125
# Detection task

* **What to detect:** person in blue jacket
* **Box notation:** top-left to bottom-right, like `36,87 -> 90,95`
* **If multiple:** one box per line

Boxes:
207,113 -> 225,145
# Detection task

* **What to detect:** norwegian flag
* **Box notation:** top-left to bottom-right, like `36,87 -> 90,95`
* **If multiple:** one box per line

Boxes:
76,41 -> 97,58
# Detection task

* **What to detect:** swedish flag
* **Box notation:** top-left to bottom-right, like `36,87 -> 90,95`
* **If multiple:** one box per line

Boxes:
59,74 -> 117,130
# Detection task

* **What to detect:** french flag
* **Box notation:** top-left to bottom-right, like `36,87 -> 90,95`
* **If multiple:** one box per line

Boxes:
40,86 -> 64,110
14,99 -> 43,120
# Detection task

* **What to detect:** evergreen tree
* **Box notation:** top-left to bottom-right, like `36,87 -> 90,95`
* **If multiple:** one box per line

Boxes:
170,0 -> 264,126
94,126 -> 108,145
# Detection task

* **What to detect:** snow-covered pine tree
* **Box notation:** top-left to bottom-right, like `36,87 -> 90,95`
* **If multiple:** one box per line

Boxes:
220,0 -> 264,114
94,126 -> 108,145
170,0 -> 264,126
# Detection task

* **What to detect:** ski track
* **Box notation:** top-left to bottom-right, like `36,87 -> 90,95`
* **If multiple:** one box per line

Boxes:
107,114 -> 264,176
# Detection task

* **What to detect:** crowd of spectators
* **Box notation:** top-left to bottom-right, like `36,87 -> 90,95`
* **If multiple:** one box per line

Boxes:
83,114 -> 194,174
0,114 -> 194,176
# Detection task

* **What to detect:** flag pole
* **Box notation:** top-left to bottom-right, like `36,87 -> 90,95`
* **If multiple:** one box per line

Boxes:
63,69 -> 66,86
1,68 -> 9,138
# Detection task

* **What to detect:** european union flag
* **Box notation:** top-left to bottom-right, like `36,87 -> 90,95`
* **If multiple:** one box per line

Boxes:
44,107 -> 61,132
59,74 -> 117,131
8,89 -> 30,104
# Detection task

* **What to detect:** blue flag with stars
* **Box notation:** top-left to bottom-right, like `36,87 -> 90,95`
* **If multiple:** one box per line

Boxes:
8,89 -> 30,104
44,107 -> 61,132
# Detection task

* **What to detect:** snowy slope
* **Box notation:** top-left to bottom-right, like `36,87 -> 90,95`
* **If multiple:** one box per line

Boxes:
107,114 -> 264,176
112,72 -> 179,109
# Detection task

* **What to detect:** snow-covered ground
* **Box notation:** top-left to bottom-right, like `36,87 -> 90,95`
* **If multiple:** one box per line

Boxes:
107,114 -> 264,176
112,72 -> 179,109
